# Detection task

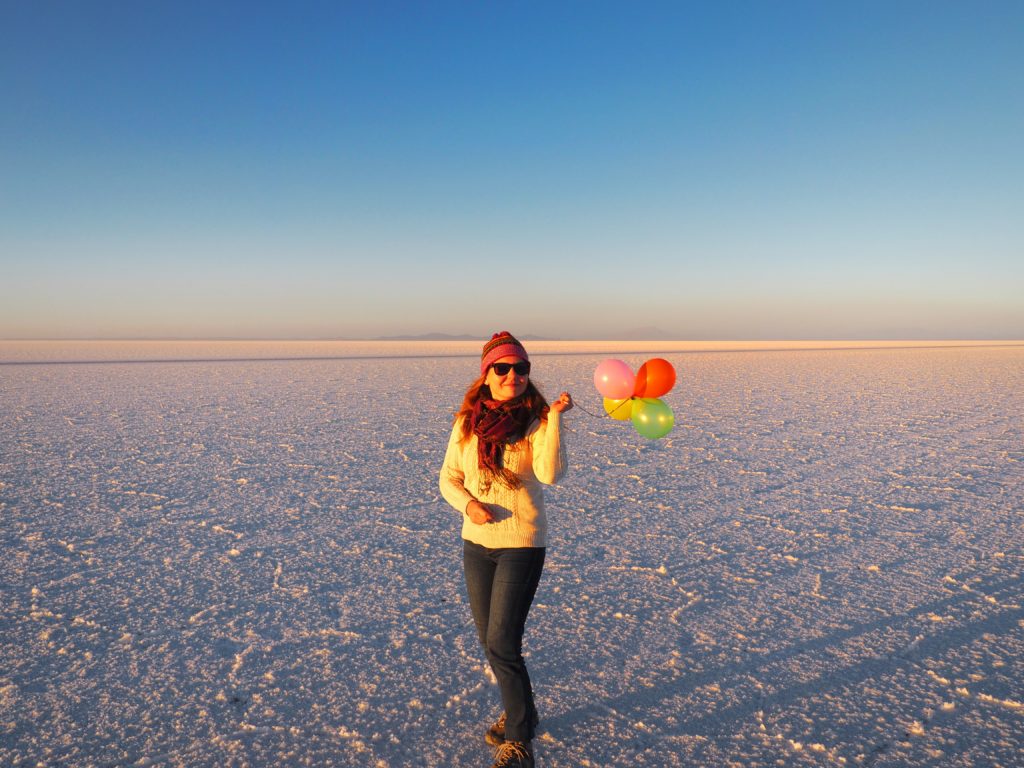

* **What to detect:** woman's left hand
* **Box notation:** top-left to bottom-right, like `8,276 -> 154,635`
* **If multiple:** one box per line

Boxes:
551,391 -> 574,414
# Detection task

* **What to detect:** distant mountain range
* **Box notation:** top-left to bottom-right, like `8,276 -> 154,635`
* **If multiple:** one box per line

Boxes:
374,327 -> 677,341
373,332 -> 553,341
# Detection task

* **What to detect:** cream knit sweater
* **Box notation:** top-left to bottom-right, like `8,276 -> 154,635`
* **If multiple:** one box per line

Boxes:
439,413 -> 567,548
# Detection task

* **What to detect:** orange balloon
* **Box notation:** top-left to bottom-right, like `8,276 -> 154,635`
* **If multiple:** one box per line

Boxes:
633,358 -> 676,398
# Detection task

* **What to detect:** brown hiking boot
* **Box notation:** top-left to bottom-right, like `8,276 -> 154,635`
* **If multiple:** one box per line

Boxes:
492,740 -> 534,768
485,711 -> 540,746
485,712 -> 507,746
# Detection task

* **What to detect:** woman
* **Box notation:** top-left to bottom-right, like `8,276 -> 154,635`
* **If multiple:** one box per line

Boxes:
439,331 -> 572,768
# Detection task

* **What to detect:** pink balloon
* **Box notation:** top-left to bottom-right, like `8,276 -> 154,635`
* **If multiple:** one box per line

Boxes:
594,359 -> 636,400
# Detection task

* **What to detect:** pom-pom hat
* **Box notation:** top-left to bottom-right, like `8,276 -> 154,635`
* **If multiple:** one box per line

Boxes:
481,331 -> 530,375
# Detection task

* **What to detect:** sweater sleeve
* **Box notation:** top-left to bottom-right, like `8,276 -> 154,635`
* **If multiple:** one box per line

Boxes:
531,413 -> 567,485
439,419 -> 476,514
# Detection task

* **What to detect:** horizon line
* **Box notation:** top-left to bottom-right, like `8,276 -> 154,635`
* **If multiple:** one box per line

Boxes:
3,336 -> 1024,343
2,339 -> 1022,368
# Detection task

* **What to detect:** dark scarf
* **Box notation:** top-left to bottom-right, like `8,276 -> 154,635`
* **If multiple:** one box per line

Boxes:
469,396 -> 533,482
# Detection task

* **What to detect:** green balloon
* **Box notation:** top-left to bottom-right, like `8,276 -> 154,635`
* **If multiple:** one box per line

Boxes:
631,397 -> 674,439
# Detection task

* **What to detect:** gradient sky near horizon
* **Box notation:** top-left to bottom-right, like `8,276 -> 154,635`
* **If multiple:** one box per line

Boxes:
2,1 -> 1022,340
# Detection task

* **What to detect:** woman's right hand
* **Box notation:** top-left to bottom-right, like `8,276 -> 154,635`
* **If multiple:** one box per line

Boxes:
466,500 -> 494,525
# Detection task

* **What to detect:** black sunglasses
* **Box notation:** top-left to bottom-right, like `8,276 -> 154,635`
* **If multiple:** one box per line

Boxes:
491,361 -> 531,376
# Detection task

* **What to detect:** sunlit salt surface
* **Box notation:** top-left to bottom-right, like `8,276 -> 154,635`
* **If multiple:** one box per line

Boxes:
2,344 -> 1022,766
0,338 -> 1017,364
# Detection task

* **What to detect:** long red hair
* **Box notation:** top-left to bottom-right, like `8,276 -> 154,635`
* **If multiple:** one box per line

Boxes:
453,373 -> 550,491
454,374 -> 550,441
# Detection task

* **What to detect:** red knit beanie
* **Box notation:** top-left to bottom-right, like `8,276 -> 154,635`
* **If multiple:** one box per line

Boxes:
480,331 -> 529,375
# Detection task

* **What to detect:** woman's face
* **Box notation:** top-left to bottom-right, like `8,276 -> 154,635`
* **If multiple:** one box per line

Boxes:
485,355 -> 529,401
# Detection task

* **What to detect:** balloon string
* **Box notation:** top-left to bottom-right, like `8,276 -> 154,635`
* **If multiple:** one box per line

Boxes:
572,401 -> 603,418
571,397 -> 634,419
607,398 -> 633,417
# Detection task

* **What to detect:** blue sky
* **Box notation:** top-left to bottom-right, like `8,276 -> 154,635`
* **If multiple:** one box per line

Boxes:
2,1 -> 1022,339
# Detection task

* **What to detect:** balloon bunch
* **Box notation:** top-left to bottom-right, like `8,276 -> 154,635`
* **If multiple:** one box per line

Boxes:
593,358 -> 677,439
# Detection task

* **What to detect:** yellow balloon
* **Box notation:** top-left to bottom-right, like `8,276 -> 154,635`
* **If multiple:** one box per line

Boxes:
603,397 -> 633,421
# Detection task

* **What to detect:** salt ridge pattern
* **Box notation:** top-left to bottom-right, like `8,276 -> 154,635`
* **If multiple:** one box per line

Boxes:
1,345 -> 1021,766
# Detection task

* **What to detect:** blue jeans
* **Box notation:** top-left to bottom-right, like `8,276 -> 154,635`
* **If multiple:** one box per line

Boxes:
463,539 -> 546,744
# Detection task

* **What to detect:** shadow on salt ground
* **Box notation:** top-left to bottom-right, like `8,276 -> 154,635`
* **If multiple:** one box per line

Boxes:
544,571 -> 1023,758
